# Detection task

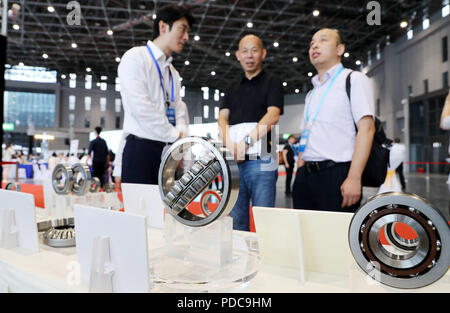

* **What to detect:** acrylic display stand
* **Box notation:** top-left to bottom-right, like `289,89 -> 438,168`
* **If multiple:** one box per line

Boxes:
148,215 -> 260,292
89,236 -> 115,293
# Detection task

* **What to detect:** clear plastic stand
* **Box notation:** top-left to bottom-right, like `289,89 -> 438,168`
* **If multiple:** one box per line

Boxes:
0,208 -> 19,249
54,195 -> 72,218
149,214 -> 260,292
88,236 -> 115,293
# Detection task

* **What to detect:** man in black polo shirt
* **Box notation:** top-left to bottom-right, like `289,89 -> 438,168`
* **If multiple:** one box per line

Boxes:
88,126 -> 109,188
218,34 -> 284,231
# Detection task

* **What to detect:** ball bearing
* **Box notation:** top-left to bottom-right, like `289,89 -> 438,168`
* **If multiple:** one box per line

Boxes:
349,192 -> 450,289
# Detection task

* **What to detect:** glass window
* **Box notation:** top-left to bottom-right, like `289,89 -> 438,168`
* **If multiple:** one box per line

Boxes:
115,77 -> 121,92
100,82 -> 107,91
115,99 -> 121,113
85,75 -> 92,89
100,97 -> 107,112
443,36 -> 448,63
443,72 -> 449,88
69,73 -> 77,88
4,91 -> 56,128
68,113 -> 75,127
424,80 -> 428,94
5,65 -> 57,83
115,116 -> 121,129
84,116 -> 90,128
201,87 -> 209,100
84,96 -> 91,111
69,95 -> 76,110
203,105 -> 209,119
100,117 -> 105,128
214,106 -> 219,120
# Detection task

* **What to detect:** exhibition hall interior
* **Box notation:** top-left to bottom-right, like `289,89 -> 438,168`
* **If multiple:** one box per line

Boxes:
0,0 -> 449,294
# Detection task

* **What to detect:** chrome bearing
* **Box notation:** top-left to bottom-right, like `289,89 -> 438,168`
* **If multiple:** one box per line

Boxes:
349,192 -> 450,289
89,177 -> 101,193
52,164 -> 74,195
71,163 -> 92,196
5,182 -> 21,192
158,137 -> 239,227
103,182 -> 115,193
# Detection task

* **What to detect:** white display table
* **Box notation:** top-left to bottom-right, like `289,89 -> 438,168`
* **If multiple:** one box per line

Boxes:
0,227 -> 448,293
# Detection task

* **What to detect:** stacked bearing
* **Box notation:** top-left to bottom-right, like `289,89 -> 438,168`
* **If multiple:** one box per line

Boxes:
165,152 -> 222,214
39,217 -> 76,248
52,163 -> 113,195
349,192 -> 450,289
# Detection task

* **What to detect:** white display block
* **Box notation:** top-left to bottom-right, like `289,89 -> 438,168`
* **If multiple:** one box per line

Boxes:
122,183 -> 165,229
54,195 -> 73,218
253,207 -> 355,277
74,204 -> 150,293
252,207 -> 305,283
0,190 -> 39,254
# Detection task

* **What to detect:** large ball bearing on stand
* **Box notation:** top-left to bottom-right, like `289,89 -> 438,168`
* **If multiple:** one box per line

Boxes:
158,137 -> 239,227
348,192 -> 450,289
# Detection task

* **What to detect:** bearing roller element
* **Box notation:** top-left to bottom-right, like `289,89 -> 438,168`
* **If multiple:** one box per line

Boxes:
159,137 -> 239,227
89,177 -> 101,193
348,192 -> 450,289
52,164 -> 74,195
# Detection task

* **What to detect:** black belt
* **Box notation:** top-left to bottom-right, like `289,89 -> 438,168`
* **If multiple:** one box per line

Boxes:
304,160 -> 349,173
126,134 -> 168,148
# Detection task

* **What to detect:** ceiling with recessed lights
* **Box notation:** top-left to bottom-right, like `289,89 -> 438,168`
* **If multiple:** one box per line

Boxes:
5,0 -> 444,92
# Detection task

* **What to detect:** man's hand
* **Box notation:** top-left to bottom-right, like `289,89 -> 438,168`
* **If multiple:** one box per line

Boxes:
340,176 -> 361,208
285,163 -> 290,169
177,131 -> 185,140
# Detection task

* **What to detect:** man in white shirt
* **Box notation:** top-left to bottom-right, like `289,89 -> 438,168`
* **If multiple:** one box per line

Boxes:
117,5 -> 194,184
292,28 -> 375,213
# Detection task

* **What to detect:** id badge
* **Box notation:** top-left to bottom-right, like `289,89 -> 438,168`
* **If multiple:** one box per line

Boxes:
298,129 -> 310,153
166,107 -> 176,126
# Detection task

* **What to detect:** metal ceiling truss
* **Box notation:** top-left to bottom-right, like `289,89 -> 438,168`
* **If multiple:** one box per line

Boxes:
5,0 -> 444,92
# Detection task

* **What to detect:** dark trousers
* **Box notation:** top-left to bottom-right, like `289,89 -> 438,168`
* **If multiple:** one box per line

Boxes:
285,163 -> 294,194
122,137 -> 165,184
292,162 -> 361,213
396,162 -> 406,190
92,161 -> 107,187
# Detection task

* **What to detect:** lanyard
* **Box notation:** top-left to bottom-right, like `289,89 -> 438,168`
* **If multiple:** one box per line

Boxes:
146,44 -> 175,103
305,66 -> 345,126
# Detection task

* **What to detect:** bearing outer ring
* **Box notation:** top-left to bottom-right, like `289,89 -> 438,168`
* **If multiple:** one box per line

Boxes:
71,163 -> 92,196
52,164 -> 74,195
348,192 -> 450,289
158,137 -> 239,227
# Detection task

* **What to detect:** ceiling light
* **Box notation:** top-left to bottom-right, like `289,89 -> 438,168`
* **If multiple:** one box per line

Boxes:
344,52 -> 350,58
247,22 -> 253,28
295,89 -> 300,94
400,21 -> 408,28
18,62 -> 24,67
61,74 -> 67,79
273,42 -> 279,47
179,77 -> 183,81
308,72 -> 313,77
356,60 -> 362,65
211,71 -> 216,76
282,82 -> 287,87
86,67 -> 91,72
225,52 -> 230,57
194,35 -> 200,41
115,57 -> 121,62
313,10 -> 320,17
96,82 -> 101,87
42,53 -> 48,59
220,92 -> 225,97
152,14 -> 157,20
12,24 -> 20,30
292,57 -> 298,62
47,6 -> 55,13
107,29 -> 114,36
184,60 -> 190,65
71,42 -> 78,48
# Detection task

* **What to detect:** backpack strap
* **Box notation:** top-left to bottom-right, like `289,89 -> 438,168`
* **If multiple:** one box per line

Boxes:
346,70 -> 353,101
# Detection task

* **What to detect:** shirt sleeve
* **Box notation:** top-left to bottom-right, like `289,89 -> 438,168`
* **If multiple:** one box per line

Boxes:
442,116 -> 450,130
175,100 -> 190,136
118,48 -> 179,143
349,71 -> 375,124
266,76 -> 284,114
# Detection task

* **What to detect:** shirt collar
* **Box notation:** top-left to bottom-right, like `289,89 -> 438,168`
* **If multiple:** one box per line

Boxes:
311,62 -> 343,87
147,40 -> 173,67
241,69 -> 265,82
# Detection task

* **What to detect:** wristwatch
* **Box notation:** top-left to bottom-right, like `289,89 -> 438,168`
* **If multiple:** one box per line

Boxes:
244,135 -> 254,147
